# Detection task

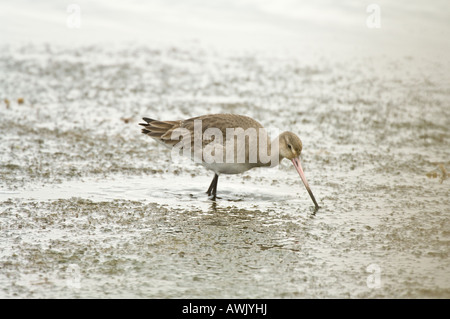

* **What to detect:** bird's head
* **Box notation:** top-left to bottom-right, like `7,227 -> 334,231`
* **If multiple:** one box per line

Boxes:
279,131 -> 303,160
278,131 -> 319,210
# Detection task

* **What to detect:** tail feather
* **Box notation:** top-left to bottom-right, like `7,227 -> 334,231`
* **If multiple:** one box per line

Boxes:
142,117 -> 156,123
149,121 -> 174,129
161,129 -> 176,139
140,117 -> 182,148
147,131 -> 165,138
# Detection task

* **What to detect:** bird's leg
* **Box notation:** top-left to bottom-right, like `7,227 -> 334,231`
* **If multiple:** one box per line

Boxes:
206,174 -> 215,195
206,174 -> 219,197
212,174 -> 219,200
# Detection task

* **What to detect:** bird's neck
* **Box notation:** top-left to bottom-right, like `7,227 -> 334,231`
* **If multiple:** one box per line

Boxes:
258,136 -> 283,168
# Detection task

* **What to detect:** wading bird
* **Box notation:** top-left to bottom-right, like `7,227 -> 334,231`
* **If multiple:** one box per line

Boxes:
139,114 -> 319,209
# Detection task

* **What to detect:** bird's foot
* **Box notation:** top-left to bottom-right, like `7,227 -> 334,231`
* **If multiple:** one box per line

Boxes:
208,194 -> 220,201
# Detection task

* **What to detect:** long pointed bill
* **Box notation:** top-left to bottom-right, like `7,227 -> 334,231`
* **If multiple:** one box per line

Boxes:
292,157 -> 319,210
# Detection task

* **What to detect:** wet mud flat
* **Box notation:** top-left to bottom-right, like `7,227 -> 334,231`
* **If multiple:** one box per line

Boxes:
0,44 -> 449,298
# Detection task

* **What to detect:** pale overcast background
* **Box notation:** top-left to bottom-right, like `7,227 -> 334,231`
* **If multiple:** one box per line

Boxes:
1,0 -> 449,57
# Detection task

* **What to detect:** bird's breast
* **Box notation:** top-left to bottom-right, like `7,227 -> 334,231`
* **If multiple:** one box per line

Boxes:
202,162 -> 256,175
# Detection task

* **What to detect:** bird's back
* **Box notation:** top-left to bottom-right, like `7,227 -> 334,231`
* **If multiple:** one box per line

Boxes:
140,114 -> 272,174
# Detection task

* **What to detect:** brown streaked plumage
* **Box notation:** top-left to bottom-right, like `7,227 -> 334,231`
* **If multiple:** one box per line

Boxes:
139,114 -> 319,209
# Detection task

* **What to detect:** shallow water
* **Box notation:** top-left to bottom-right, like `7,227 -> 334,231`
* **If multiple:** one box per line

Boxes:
1,43 -> 449,298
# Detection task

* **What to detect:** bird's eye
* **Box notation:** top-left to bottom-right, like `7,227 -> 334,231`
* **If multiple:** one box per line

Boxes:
288,144 -> 292,150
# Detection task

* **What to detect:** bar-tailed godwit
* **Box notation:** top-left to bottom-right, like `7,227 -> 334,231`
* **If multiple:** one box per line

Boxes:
140,114 -> 319,209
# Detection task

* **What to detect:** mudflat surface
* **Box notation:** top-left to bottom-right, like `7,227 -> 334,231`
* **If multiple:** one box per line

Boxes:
1,44 -> 449,298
